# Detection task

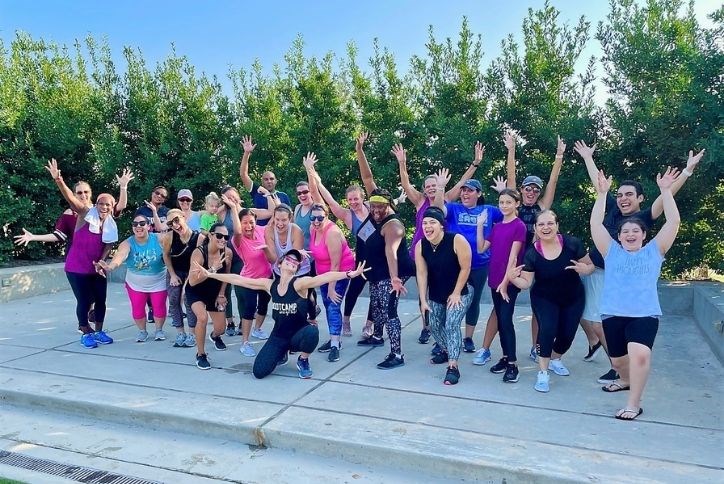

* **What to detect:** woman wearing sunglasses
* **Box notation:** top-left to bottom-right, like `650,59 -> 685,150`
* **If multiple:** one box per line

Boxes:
176,189 -> 201,231
193,249 -> 368,379
46,159 -> 119,349
161,208 -> 204,348
308,204 -> 356,362
96,213 -> 169,343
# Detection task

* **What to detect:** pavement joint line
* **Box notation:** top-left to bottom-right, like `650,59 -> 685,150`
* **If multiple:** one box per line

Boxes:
279,403 -> 724,472
0,431 -> 245,484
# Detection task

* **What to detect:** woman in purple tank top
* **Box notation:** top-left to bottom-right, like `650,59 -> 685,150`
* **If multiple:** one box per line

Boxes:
46,159 -> 119,350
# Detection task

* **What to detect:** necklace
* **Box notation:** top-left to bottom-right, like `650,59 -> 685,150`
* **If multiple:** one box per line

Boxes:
429,236 -> 444,252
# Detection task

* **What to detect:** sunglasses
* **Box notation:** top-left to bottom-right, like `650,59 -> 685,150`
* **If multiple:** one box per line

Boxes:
296,189 -> 310,196
310,215 -> 325,222
283,255 -> 301,266
167,217 -> 181,226
213,232 -> 230,241
178,198 -> 192,203
76,190 -> 90,195
154,191 -> 168,199
523,186 -> 541,194
131,221 -> 148,227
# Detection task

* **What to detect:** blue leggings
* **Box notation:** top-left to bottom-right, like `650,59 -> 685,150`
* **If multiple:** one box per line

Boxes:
321,279 -> 350,337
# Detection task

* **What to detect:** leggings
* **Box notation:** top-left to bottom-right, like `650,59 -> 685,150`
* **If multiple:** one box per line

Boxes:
465,266 -> 489,326
253,325 -> 320,379
428,290 -> 473,361
369,278 -> 404,354
66,271 -> 107,331
125,283 -> 168,320
167,271 -> 197,328
531,294 -> 585,358
241,286 -> 271,320
343,271 -> 367,317
224,257 -> 245,320
491,285 -> 520,363
321,279 -> 350,336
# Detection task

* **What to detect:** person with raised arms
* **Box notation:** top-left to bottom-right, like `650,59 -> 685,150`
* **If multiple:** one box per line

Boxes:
238,135 -> 291,226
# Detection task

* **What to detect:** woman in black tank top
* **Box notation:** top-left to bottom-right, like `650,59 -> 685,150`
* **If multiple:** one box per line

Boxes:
193,248 -> 368,379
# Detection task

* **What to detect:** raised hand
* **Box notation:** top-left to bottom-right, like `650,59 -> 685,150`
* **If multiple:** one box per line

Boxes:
221,193 -> 241,210
116,168 -> 135,188
686,149 -> 705,172
474,141 -> 485,164
504,131 -> 517,151
656,166 -> 680,191
144,200 -> 158,213
257,186 -> 270,197
302,152 -> 318,170
595,170 -> 612,194
476,209 -> 488,227
356,132 -> 369,151
45,158 -> 61,180
435,168 -> 451,188
13,228 -> 34,246
573,140 -> 596,159
241,135 -> 256,153
556,136 -> 566,156
390,143 -> 407,164
395,187 -> 407,206
490,176 -> 507,193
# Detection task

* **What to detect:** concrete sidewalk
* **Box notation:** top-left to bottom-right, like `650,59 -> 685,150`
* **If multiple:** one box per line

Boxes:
0,286 -> 722,483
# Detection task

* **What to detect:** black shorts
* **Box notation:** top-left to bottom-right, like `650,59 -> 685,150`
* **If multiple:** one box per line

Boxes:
186,285 -> 220,313
602,316 -> 659,358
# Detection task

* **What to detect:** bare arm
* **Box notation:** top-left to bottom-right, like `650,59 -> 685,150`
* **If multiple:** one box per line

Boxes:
317,179 -> 352,227
590,171 -> 613,257
508,267 -> 534,290
114,168 -> 134,215
293,261 -> 368,292
573,140 -> 599,186
96,239 -> 131,274
650,149 -> 704,220
161,233 -> 178,281
391,143 -> 424,207
653,167 -> 682,255
431,169 -> 451,215
451,235 -> 472,297
326,227 -> 343,272
45,159 -> 87,214
539,136 -> 565,210
445,142 -> 484,202
505,132 -> 517,189
239,135 -> 256,192
476,210 -> 490,254
14,229 -> 63,246
192,259 -> 271,292
356,132 -> 378,195
302,152 -> 324,205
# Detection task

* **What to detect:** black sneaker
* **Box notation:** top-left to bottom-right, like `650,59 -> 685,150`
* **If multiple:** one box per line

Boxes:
444,366 -> 460,385
584,341 -> 603,362
208,332 -> 227,351
225,322 -> 236,337
328,346 -> 340,362
430,352 -> 449,365
377,353 -> 405,370
357,336 -> 384,347
490,357 -> 508,374
196,353 -> 210,370
463,337 -> 476,353
597,368 -> 619,384
430,342 -> 443,356
418,328 -> 431,344
503,364 -> 519,383
317,340 -> 332,353
147,309 -> 154,324
276,352 -> 289,367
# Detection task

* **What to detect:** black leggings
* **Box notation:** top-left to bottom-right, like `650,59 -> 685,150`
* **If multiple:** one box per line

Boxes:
241,287 -> 271,320
531,294 -> 585,358
465,266 -> 489,326
491,285 -> 520,363
343,272 -> 367,317
224,257 -> 245,320
66,271 -> 107,332
253,325 -> 320,379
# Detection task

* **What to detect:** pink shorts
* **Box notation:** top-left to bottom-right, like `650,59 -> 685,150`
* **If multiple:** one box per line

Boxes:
125,283 -> 168,320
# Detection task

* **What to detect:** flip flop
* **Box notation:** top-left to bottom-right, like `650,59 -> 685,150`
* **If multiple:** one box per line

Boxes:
602,381 -> 630,393
615,408 -> 643,420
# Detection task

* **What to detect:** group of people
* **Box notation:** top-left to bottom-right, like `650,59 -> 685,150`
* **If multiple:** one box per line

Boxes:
17,133 -> 704,421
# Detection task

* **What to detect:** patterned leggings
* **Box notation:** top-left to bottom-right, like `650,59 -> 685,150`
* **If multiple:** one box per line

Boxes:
428,290 -> 473,361
369,278 -> 406,354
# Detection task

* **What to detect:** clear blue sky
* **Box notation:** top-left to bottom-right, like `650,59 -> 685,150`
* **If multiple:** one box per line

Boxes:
0,0 -> 718,97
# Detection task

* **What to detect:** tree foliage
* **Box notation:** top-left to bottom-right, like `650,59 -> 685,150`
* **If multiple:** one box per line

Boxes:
1,0 -> 720,277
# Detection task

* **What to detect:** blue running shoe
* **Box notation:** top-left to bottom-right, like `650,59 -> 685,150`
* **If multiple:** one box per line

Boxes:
297,356 -> 313,379
93,331 -> 113,345
81,333 -> 98,349
473,348 -> 491,366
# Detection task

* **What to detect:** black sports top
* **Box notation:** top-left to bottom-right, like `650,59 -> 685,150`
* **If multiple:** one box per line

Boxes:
270,275 -> 309,339
420,232 -> 469,305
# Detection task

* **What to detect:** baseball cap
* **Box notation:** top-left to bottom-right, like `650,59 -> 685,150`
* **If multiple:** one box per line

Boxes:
462,179 -> 483,192
177,189 -> 193,200
522,176 -> 543,189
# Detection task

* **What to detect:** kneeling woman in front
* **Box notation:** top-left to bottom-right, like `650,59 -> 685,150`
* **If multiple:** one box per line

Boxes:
415,207 -> 473,385
194,249 -> 368,379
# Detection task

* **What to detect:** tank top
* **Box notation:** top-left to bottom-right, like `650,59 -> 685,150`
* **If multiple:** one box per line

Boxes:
65,222 -> 104,274
126,233 -> 167,292
170,230 -> 200,273
518,203 -> 542,248
270,275 -> 309,339
350,209 -> 365,237
187,245 -> 228,299
409,198 -> 431,258
273,226 -> 293,256
294,205 -> 313,249
309,222 -> 356,274
365,213 -> 416,283
420,232 -> 469,304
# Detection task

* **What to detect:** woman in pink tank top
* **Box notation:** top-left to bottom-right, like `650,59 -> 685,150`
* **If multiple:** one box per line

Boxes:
308,204 -> 355,362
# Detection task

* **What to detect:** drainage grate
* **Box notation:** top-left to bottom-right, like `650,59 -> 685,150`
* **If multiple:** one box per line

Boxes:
0,450 -> 163,484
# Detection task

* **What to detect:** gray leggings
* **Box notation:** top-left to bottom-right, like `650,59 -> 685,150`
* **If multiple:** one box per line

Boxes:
428,289 -> 473,361
167,271 -> 197,328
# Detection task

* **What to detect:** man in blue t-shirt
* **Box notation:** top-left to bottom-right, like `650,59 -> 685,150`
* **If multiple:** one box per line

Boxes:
239,135 -> 291,226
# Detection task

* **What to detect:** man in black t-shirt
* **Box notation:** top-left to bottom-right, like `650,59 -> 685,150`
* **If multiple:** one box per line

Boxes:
136,185 -> 170,233
574,141 -> 704,384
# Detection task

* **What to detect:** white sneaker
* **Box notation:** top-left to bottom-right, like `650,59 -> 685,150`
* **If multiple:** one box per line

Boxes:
534,370 -> 550,392
154,329 -> 166,341
251,327 -> 269,340
548,359 -> 570,376
240,341 -> 256,357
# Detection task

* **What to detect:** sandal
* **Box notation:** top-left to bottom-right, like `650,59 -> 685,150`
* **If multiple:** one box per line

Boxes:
602,381 -> 630,393
615,407 -> 643,420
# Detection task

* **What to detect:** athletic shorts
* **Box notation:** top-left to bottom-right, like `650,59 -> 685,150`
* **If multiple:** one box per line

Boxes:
602,316 -> 659,358
581,268 -> 604,323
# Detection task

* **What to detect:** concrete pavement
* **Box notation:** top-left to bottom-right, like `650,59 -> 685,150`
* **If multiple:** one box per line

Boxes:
0,284 -> 722,483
